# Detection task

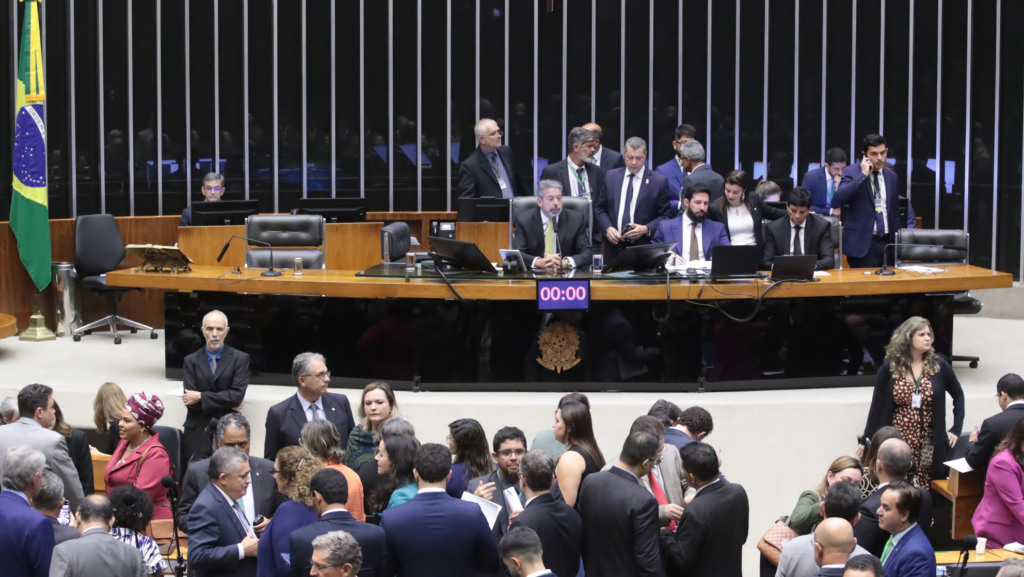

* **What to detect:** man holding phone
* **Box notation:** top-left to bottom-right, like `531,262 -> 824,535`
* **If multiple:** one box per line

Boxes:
833,134 -> 905,268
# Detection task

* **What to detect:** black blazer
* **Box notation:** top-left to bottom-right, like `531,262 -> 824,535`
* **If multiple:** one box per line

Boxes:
761,213 -> 835,270
577,467 -> 664,577
681,164 -> 724,202
659,480 -> 749,577
178,455 -> 283,533
964,404 -> 1024,471
68,428 -> 94,496
540,159 -> 605,198
289,509 -> 387,577
182,344 -> 250,463
707,194 -> 787,250
511,206 -> 592,267
187,483 -> 257,577
853,483 -> 933,556
458,146 -> 528,198
264,392 -> 355,462
598,147 -> 626,170
510,493 -> 583,577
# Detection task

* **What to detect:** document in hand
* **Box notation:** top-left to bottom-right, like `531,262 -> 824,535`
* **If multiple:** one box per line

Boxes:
461,491 -> 503,529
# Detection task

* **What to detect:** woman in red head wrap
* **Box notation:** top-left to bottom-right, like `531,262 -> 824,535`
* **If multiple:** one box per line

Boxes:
104,392 -> 175,520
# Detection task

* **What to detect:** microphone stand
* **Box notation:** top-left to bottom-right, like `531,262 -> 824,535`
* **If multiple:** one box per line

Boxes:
955,535 -> 977,577
216,235 -> 282,277
162,476 -> 186,577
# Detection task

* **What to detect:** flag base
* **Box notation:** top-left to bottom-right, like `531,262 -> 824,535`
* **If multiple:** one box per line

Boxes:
19,295 -> 55,342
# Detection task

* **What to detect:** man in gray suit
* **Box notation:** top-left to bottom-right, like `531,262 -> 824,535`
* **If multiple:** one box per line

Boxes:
50,495 -> 147,577
631,416 -> 686,529
678,140 -> 724,203
0,384 -> 84,510
33,471 -> 79,545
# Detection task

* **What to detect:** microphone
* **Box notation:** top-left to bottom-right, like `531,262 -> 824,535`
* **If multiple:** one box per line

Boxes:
161,475 -> 178,492
955,534 -> 978,576
217,235 -> 283,277
874,242 -> 968,276
161,474 -> 186,577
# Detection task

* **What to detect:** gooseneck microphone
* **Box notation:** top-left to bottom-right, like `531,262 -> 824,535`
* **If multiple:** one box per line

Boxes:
160,474 -> 186,577
954,534 -> 978,577
874,242 -> 969,276
160,475 -> 179,495
216,235 -> 283,277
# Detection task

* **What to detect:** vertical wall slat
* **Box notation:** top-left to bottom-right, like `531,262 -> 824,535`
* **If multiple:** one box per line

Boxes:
905,0 -> 914,206
762,0 -> 768,170
301,0 -> 307,198
157,0 -> 163,213
68,0 -> 78,217
127,0 -> 134,216
734,0 -> 740,170
387,0 -> 393,211
98,0 -> 105,214
849,0 -> 856,158
991,0 -> 1000,264
243,0 -> 250,199
963,0 -> 973,232
934,0 -> 942,226
793,0 -> 799,184
214,0 -> 219,169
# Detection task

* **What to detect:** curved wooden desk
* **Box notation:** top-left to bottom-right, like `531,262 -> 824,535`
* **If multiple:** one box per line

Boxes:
0,313 -> 17,339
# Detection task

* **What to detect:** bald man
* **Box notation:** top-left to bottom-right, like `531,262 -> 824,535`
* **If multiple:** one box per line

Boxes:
458,118 -> 528,198
813,518 -> 858,577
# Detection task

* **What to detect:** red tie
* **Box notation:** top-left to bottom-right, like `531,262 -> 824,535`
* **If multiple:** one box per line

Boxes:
648,471 -> 677,532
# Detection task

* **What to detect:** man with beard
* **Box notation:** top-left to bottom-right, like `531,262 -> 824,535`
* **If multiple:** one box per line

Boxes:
540,127 -> 605,199
511,180 -> 592,270
655,124 -> 699,211
652,183 -> 730,266
468,426 -> 528,565
762,187 -> 836,270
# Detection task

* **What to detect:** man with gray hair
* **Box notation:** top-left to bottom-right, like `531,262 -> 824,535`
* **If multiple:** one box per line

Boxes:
311,530 -> 363,577
50,495 -> 147,577
594,136 -> 672,258
510,450 -> 582,577
0,445 -> 56,577
458,118 -> 528,198
678,140 -> 724,202
180,171 -> 227,226
188,447 -> 259,577
511,180 -> 593,270
264,352 -> 354,461
182,309 -> 250,465
0,396 -> 18,424
33,470 -> 79,544
540,127 -> 605,199
853,438 -> 932,556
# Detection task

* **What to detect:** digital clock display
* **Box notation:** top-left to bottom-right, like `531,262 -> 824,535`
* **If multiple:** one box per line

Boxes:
536,279 -> 590,311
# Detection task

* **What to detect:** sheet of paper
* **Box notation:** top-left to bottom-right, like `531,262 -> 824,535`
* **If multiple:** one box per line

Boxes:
813,271 -> 831,277
503,486 -> 524,513
898,265 -> 946,274
943,457 -> 974,473
462,491 -> 503,529
165,387 -> 185,397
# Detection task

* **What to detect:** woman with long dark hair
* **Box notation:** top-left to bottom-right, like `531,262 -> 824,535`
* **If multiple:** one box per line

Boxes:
369,434 -> 420,515
553,401 -> 605,507
446,418 -> 493,498
707,169 -> 787,249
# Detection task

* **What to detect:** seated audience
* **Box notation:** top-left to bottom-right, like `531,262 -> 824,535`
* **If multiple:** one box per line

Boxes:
301,419 -> 366,522
52,400 -> 94,496
180,172 -> 226,226
310,530 -> 365,577
343,382 -> 398,472
875,481 -> 935,577
762,187 -> 835,271
34,470 -> 79,544
93,382 -> 128,454
257,446 -> 323,577
854,439 -> 932,557
844,554 -> 884,577
108,484 -> 167,576
813,518 -> 859,577
708,169 -> 787,249
510,451 -> 582,577
1,395 -> 18,424
499,526 -> 556,577
965,373 -> 1024,473
789,456 -> 864,535
0,445 -> 56,577
369,434 -> 420,516
777,481 -> 872,577
972,418 -> 1024,549
104,392 -> 174,520
446,418 -> 493,498
469,426 -> 529,551
653,182 -> 731,266
552,401 -> 605,507
51,495 -> 147,577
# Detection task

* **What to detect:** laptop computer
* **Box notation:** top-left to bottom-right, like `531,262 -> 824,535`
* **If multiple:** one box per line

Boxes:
770,255 -> 818,281
708,245 -> 761,279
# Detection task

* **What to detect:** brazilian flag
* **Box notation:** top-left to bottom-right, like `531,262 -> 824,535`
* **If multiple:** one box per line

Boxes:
11,0 -> 51,292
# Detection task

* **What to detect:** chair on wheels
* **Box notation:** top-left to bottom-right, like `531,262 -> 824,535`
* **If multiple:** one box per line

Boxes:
380,222 -> 412,262
895,227 -> 981,368
509,196 -> 592,249
244,214 -> 326,270
72,214 -> 157,344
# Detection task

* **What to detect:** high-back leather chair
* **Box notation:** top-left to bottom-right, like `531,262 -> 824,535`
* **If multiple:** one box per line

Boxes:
244,214 -> 326,269
380,222 -> 412,262
509,196 -> 591,247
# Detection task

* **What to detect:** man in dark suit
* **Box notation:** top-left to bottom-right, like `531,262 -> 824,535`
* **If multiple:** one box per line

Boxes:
660,441 -> 748,577
179,414 -> 281,533
762,187 -> 835,270
812,518 -> 859,577
876,481 -> 935,577
965,373 -> 1024,472
290,469 -> 386,577
50,495 -> 147,577
468,426 -> 528,559
499,527 -> 557,577
264,352 -> 355,462
854,439 -> 932,557
655,125 -> 699,211
594,136 -> 673,258
458,118 -> 528,198
0,446 -> 55,577
652,183 -> 731,265
512,180 -> 592,269
33,471 -> 79,545
803,148 -> 848,216
577,430 -> 665,577
834,134 -> 903,268
187,447 -> 260,577
539,127 -> 604,199
181,310 -> 249,465
381,443 -> 499,577
582,122 -> 625,170
678,140 -> 724,202
510,451 -> 582,577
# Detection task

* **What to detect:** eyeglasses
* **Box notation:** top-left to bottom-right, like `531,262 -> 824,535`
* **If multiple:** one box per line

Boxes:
497,449 -> 526,458
203,185 -> 223,192
310,559 -> 340,573
270,469 -> 279,475
488,129 -> 503,136
304,371 -> 331,380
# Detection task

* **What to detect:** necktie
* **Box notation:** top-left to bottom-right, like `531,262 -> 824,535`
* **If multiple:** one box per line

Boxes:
209,355 -> 217,374
309,403 -> 321,422
793,225 -> 803,256
827,178 -> 835,207
872,170 -> 886,235
620,174 -> 635,232
880,536 -> 894,564
232,501 -> 251,534
689,222 -> 699,262
576,166 -> 587,197
647,472 -> 677,532
545,220 -> 556,255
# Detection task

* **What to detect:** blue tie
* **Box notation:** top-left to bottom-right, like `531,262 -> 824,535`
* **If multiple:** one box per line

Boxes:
620,174 -> 635,232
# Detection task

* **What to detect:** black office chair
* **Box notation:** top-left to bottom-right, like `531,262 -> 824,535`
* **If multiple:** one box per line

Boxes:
380,222 -> 412,262
72,214 -> 157,344
244,214 -> 326,269
509,196 -> 592,248
821,215 -> 843,270
152,425 -> 184,477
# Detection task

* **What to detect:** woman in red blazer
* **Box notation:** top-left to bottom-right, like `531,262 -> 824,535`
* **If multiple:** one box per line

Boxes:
104,392 -> 174,520
972,418 -> 1024,549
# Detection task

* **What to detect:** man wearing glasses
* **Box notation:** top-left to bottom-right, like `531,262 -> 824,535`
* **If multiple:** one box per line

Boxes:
264,352 -> 355,462
308,531 -> 363,577
179,172 -> 227,226
187,447 -> 260,577
468,427 -> 529,558
458,118 -> 528,199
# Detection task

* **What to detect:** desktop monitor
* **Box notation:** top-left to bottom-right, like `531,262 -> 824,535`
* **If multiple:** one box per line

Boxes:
427,236 -> 498,274
190,200 -> 260,226
456,198 -> 510,223
294,197 -> 367,223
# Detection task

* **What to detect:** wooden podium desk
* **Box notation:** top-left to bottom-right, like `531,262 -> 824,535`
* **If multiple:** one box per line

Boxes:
933,469 -> 985,540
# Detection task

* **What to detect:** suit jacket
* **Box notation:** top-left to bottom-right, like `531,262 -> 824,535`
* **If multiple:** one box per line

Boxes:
761,213 -> 835,270
48,516 -> 79,545
652,216 -> 731,261
67,428 -> 94,497
597,146 -> 626,171
380,490 -> 499,577
467,470 -> 521,552
458,146 -> 529,198
577,467 -> 664,577
660,479 -> 749,577
707,194 -> 788,250
180,207 -> 193,227
511,205 -> 592,267
264,392 -> 354,462
187,483 -> 257,577
964,404 -> 1024,471
681,164 -> 724,203
776,533 -> 870,577
815,566 -> 847,577
540,159 -> 605,199
638,444 -> 687,525
853,483 -> 933,557
49,527 -> 147,577
835,165 -> 902,258
664,428 -> 693,452
803,167 -> 841,215
654,158 -> 685,210
594,167 -> 672,245
178,455 -> 281,533
289,509 -> 387,577
105,435 -> 174,520
0,418 -> 84,511
0,491 -> 55,577
881,524 -> 935,577
510,493 -> 582,577
182,344 -> 250,463
971,449 -> 1024,548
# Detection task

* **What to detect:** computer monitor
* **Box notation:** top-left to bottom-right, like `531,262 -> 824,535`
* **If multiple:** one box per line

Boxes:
294,197 -> 367,223
190,200 -> 261,226
604,242 -> 677,273
427,236 -> 498,274
456,198 -> 510,223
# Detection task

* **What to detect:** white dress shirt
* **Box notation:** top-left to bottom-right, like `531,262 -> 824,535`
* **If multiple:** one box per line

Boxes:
615,166 -> 645,231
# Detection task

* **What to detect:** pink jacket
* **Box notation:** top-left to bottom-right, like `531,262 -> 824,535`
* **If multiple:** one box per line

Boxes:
972,448 -> 1024,548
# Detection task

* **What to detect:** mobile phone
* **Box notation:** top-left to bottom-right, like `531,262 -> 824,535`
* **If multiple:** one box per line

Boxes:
254,515 -> 266,525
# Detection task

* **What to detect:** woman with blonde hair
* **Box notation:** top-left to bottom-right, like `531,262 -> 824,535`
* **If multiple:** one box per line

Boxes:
787,455 -> 864,535
93,382 -> 127,454
343,382 -> 398,471
257,446 -> 324,577
300,419 -> 365,521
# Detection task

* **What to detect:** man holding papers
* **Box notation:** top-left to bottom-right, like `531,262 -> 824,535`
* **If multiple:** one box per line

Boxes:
468,427 -> 529,558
